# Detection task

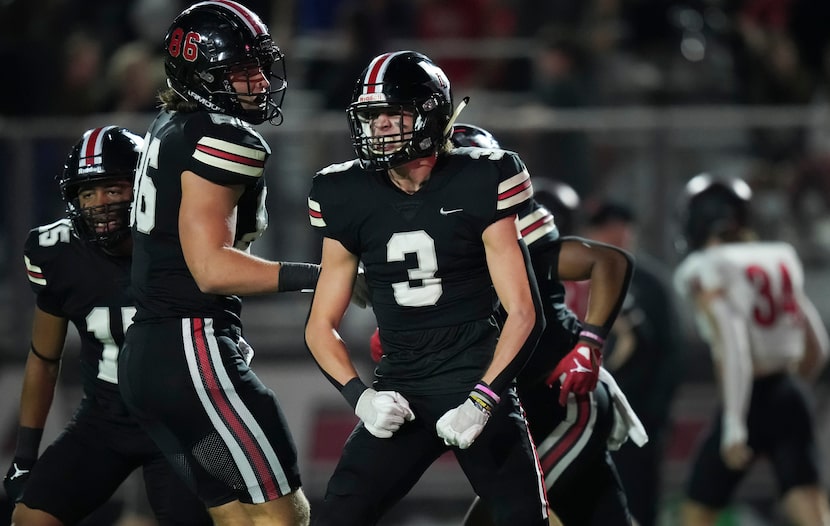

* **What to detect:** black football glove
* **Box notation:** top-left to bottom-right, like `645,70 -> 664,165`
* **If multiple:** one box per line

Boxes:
3,456 -> 35,502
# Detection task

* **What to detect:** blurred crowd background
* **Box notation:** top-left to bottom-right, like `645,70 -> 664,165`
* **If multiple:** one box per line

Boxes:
2,0 -> 830,524
2,0 -> 830,114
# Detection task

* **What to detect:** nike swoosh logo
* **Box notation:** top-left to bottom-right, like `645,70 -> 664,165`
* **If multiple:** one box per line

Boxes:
440,207 -> 463,215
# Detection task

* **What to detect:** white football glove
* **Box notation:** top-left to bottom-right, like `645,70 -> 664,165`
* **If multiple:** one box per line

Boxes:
436,383 -> 499,449
238,337 -> 255,366
355,389 -> 415,438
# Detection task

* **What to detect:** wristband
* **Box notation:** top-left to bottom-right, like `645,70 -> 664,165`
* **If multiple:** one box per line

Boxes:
469,382 -> 499,414
15,426 -> 43,459
277,262 -> 321,292
340,377 -> 368,409
578,323 -> 608,348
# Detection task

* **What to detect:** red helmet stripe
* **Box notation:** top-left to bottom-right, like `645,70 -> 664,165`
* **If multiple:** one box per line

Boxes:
363,51 -> 405,95
80,126 -> 116,167
209,0 -> 268,36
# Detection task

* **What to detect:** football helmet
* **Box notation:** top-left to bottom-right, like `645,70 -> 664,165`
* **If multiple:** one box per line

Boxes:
533,179 -> 581,236
348,51 -> 453,170
679,172 -> 752,251
451,123 -> 500,149
59,126 -> 143,249
163,0 -> 286,125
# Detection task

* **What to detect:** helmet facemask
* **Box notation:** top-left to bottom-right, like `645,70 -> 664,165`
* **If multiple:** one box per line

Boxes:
348,96 -> 447,171
63,178 -> 133,250
59,126 -> 142,251
347,51 -> 454,171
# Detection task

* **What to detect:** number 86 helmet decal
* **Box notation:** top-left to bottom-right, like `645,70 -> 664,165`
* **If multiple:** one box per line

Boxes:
163,0 -> 286,125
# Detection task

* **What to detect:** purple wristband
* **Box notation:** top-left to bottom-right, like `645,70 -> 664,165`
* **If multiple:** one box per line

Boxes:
578,329 -> 604,346
474,382 -> 500,405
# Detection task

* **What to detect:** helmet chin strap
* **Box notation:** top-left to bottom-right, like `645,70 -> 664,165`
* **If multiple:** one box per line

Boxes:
442,96 -> 470,137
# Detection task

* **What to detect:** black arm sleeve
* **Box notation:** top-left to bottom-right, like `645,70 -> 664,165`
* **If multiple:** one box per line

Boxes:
488,239 -> 546,394
277,262 -> 321,292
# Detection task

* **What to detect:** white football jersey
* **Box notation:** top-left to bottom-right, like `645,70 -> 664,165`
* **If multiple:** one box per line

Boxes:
674,241 -> 806,371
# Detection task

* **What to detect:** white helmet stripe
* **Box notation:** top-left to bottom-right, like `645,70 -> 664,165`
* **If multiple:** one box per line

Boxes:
207,0 -> 268,36
80,126 -> 117,167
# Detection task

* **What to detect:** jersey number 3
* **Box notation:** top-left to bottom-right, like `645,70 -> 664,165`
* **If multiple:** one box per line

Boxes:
388,231 -> 443,307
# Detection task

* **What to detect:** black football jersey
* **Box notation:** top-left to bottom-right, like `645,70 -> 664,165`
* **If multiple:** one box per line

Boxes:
24,219 -> 133,401
308,147 -> 533,331
130,110 -> 269,324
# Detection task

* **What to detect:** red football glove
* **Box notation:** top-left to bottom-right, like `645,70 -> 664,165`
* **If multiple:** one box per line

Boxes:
546,344 -> 602,406
370,328 -> 383,363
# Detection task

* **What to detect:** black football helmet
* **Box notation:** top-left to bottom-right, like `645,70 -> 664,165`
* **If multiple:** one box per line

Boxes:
679,172 -> 752,251
348,51 -> 454,170
451,123 -> 500,149
163,0 -> 286,125
533,179 -> 581,236
59,126 -> 143,249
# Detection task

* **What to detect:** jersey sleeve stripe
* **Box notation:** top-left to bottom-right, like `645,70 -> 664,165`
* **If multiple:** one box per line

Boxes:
193,151 -> 264,177
24,255 -> 46,285
193,137 -> 266,177
195,144 -> 264,168
497,170 -> 532,210
518,210 -> 556,246
196,137 -> 266,164
307,198 -> 326,227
